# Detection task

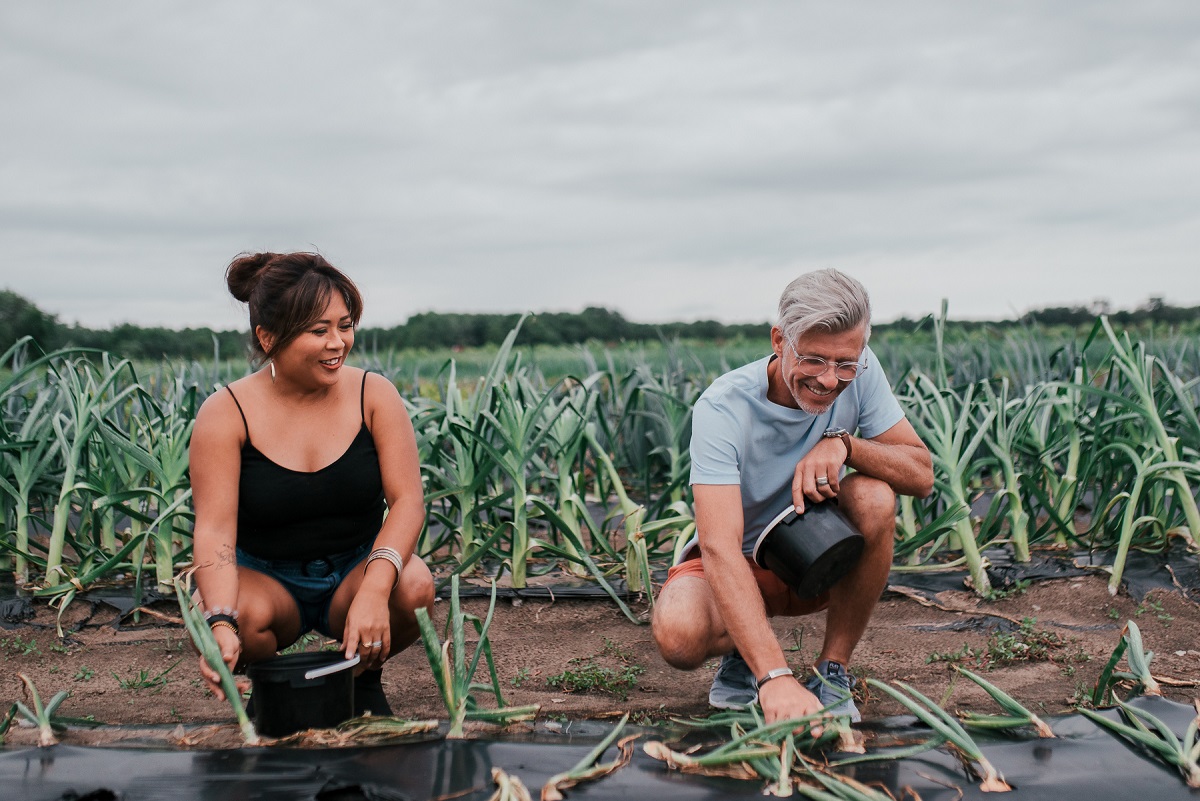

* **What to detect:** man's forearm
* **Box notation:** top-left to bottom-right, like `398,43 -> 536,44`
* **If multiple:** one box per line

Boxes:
701,544 -> 789,679
846,437 -> 933,498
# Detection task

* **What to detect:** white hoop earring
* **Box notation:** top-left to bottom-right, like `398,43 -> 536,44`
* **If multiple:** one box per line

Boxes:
269,361 -> 276,383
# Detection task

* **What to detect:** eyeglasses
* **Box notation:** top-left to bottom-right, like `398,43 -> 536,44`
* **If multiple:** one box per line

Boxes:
786,339 -> 867,382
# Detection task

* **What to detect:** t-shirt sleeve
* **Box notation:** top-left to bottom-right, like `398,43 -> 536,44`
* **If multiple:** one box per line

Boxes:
688,393 -> 743,485
853,347 -> 905,439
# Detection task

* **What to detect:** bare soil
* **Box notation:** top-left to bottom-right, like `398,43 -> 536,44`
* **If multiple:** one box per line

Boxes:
3,572 -> 1198,748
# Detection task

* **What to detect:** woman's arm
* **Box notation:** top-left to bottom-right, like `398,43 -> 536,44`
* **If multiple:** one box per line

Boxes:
189,390 -> 246,698
341,371 -> 425,658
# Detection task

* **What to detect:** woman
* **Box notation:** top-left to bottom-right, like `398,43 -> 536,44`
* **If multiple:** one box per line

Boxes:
189,251 -> 433,715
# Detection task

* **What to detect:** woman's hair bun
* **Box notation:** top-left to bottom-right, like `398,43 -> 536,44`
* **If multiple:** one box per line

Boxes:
225,252 -> 278,303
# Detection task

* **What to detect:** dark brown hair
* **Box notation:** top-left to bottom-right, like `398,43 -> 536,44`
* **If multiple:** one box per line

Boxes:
225,252 -> 364,361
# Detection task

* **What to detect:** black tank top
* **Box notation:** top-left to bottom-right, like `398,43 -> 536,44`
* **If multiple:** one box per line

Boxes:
227,372 -> 386,561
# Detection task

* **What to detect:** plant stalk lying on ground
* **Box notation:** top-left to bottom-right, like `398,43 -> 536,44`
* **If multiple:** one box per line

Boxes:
866,678 -> 1011,792
541,713 -> 636,801
954,665 -> 1054,738
1079,699 -> 1200,788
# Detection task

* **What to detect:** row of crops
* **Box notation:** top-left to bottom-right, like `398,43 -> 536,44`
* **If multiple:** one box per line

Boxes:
1,312 -> 1197,624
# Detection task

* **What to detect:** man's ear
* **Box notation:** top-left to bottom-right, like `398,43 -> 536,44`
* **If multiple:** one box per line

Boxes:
770,326 -> 785,358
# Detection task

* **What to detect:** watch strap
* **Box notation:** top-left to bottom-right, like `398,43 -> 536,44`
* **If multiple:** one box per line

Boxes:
824,428 -> 852,462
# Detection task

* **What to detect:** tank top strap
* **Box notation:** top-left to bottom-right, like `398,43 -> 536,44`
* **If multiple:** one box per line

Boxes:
225,386 -> 251,440
359,370 -> 368,423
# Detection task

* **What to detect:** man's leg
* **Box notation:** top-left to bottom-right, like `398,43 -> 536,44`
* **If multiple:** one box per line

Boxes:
652,573 -> 732,669
817,473 -> 895,666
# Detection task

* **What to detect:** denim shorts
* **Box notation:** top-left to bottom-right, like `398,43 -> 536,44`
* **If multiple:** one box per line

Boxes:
236,540 -> 372,638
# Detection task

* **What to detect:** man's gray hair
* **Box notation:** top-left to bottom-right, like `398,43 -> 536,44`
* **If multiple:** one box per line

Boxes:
776,268 -> 872,344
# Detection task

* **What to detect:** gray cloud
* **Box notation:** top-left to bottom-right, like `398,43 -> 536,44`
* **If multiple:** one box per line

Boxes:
2,1 -> 1198,330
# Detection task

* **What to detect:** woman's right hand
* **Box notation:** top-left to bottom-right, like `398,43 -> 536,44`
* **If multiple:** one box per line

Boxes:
198,625 -> 243,701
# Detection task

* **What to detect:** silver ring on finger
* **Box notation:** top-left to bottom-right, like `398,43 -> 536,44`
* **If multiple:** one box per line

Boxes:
368,641 -> 383,648
816,476 -> 830,487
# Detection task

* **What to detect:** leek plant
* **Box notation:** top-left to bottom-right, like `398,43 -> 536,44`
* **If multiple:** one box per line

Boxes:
43,356 -> 141,587
414,576 -> 539,738
173,570 -> 258,745
15,673 -> 69,747
1098,318 -> 1200,549
902,373 -> 995,595
0,390 -> 61,584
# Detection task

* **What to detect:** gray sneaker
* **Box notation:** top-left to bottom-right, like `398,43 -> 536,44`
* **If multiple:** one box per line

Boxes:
708,651 -> 758,709
805,660 -> 860,722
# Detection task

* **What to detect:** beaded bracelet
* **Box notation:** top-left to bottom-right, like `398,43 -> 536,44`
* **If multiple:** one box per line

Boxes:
366,547 -> 404,588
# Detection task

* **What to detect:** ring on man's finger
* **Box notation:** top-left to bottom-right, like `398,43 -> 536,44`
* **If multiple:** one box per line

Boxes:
368,641 -> 383,648
816,476 -> 830,487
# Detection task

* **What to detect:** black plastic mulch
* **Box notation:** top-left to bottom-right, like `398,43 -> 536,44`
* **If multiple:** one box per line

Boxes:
3,697 -> 1197,801
885,542 -> 1200,601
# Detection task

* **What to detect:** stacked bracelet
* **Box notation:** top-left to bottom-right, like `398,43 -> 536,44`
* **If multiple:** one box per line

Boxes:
366,547 -> 404,588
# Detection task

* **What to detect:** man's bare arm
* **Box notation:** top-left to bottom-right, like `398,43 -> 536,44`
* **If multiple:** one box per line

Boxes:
793,418 -> 933,511
694,483 -> 823,723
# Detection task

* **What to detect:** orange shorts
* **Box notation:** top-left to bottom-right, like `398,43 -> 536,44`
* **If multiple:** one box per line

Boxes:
663,552 -> 830,617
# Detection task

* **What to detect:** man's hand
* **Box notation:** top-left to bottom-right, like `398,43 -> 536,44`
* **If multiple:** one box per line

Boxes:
791,436 -> 848,512
758,675 -> 823,725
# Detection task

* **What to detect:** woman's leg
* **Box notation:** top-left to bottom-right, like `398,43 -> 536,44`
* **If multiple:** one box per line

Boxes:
327,554 -> 435,658
235,566 -> 305,663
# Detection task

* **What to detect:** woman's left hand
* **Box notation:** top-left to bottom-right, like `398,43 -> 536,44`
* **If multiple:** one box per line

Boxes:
342,590 -> 391,668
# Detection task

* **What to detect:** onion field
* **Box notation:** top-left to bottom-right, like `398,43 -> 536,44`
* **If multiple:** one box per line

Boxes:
1,313 -> 1197,626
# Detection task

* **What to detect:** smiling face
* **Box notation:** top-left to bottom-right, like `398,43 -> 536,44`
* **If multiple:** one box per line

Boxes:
257,292 -> 355,387
768,324 -> 866,414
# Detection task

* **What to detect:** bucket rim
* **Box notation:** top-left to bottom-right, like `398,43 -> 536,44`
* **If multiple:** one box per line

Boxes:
752,503 -> 799,566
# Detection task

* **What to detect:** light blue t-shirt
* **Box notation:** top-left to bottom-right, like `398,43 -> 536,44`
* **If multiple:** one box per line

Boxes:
688,347 -> 904,556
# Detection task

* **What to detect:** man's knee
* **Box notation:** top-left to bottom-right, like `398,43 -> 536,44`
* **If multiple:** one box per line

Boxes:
652,585 -> 716,670
839,474 -> 896,540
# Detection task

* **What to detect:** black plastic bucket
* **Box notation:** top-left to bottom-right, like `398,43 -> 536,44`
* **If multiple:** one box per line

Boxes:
245,652 -> 356,737
752,501 -> 864,598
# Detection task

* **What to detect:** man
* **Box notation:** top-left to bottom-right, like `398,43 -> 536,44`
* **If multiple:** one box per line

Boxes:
652,269 -> 933,724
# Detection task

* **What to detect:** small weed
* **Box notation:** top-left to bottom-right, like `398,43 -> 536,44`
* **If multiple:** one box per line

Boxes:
1134,597 -> 1172,625
547,640 -> 645,700
547,662 -> 644,700
1070,681 -> 1095,709
1,635 -> 40,657
512,667 -> 533,688
113,658 -> 183,693
1106,607 -> 1120,620
926,643 -> 981,665
73,667 -> 95,682
988,579 -> 1030,600
49,666 -> 60,675
50,643 -> 72,655
986,618 -> 1064,665
783,627 -> 805,652
600,638 -> 635,663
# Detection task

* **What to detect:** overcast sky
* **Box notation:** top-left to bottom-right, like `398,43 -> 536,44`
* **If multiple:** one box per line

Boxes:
2,2 -> 1198,332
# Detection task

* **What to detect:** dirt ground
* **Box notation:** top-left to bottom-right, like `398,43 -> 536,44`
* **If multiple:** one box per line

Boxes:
2,570 -> 1198,748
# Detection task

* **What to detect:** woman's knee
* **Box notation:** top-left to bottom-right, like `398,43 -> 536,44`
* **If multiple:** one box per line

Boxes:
393,556 -> 434,612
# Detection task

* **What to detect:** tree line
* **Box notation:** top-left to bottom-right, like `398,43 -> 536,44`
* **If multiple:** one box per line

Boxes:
2,288 -> 1197,362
